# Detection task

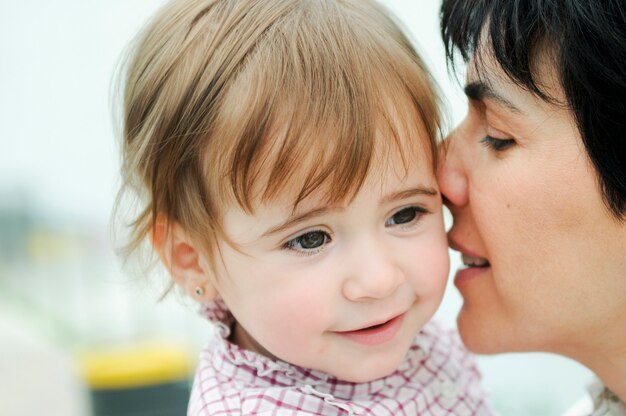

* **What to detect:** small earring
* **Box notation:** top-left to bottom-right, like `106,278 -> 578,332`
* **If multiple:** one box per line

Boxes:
195,286 -> 205,297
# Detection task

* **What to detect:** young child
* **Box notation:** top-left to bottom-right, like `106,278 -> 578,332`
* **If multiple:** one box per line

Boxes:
116,0 -> 492,414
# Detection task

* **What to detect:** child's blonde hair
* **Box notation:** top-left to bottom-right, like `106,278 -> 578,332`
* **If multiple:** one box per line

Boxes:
116,0 -> 441,274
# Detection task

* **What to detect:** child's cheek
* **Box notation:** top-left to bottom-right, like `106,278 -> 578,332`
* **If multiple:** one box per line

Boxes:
427,244 -> 450,291
262,280 -> 332,342
410,235 -> 450,299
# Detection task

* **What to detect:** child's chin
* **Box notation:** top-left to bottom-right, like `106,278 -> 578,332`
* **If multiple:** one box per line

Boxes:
332,357 -> 401,384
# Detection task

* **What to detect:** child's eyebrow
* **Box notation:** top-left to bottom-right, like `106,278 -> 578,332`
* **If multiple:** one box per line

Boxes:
262,207 -> 334,238
261,186 -> 438,238
381,186 -> 438,205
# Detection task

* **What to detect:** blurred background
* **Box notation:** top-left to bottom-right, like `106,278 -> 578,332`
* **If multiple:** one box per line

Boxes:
0,0 -> 593,415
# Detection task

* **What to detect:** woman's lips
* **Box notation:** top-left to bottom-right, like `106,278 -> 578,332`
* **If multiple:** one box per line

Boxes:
461,253 -> 489,267
455,253 -> 491,287
336,314 -> 405,346
454,263 -> 490,288
448,238 -> 491,287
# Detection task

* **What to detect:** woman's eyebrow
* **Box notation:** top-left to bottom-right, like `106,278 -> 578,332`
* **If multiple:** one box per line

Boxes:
464,81 -> 524,114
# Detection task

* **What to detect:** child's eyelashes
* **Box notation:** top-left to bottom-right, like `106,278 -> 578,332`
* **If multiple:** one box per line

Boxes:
283,230 -> 331,255
282,206 -> 429,255
385,206 -> 429,228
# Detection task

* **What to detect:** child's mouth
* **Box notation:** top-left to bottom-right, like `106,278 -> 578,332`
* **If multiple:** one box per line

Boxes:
364,320 -> 389,331
336,314 -> 405,346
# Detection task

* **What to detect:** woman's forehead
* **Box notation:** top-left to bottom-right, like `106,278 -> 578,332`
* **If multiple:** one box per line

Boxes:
468,42 -> 567,108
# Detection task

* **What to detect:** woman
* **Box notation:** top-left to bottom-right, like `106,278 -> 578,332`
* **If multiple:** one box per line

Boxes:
437,0 -> 626,413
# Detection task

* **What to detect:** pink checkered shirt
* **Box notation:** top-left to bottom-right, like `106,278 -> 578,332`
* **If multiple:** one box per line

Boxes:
188,299 -> 493,415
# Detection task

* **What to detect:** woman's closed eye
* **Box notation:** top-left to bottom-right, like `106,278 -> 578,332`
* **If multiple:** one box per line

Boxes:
283,230 -> 331,255
480,135 -> 516,152
385,206 -> 428,228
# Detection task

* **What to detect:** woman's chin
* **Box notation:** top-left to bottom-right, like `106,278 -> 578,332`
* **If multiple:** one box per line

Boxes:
457,308 -> 509,355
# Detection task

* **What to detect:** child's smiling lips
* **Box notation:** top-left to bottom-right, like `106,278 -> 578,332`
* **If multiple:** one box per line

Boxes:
335,313 -> 405,346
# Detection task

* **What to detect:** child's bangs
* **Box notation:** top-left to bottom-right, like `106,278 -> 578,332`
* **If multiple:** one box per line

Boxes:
208,1 -> 440,214
252,83 -> 435,212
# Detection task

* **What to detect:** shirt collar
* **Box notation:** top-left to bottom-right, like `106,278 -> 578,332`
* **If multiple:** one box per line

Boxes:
588,380 -> 626,416
199,298 -> 423,400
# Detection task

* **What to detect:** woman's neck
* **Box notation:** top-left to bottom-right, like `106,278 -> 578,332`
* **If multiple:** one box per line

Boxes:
565,328 -> 626,402
592,354 -> 626,402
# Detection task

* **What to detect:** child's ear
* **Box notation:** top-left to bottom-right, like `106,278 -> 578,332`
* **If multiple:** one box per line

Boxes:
151,216 -> 218,302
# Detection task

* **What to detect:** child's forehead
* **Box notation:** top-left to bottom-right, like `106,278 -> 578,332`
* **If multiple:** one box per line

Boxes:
248,102 -> 431,201
223,149 -> 436,223
250,137 -> 435,212
269,92 -> 433,159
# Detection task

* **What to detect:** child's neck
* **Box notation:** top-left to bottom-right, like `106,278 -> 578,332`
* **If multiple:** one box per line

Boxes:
230,322 -> 278,361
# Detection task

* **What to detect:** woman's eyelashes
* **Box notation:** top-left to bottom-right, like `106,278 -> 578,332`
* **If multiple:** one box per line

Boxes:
385,206 -> 428,228
480,135 -> 516,152
479,115 -> 516,152
283,230 -> 331,255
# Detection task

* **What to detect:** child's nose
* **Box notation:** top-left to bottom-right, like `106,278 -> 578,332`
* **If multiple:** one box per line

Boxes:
342,243 -> 404,301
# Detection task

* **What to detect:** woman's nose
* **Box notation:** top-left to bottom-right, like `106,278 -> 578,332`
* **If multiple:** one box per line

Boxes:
437,128 -> 469,209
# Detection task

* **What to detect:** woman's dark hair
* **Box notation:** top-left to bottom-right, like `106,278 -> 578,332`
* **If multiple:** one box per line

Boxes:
440,0 -> 626,220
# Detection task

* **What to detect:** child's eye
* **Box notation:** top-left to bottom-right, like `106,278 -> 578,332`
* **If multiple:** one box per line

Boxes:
385,206 -> 427,227
284,230 -> 330,253
481,135 -> 516,152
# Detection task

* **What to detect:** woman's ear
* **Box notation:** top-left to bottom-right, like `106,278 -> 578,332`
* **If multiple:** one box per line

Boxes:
151,216 -> 218,302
